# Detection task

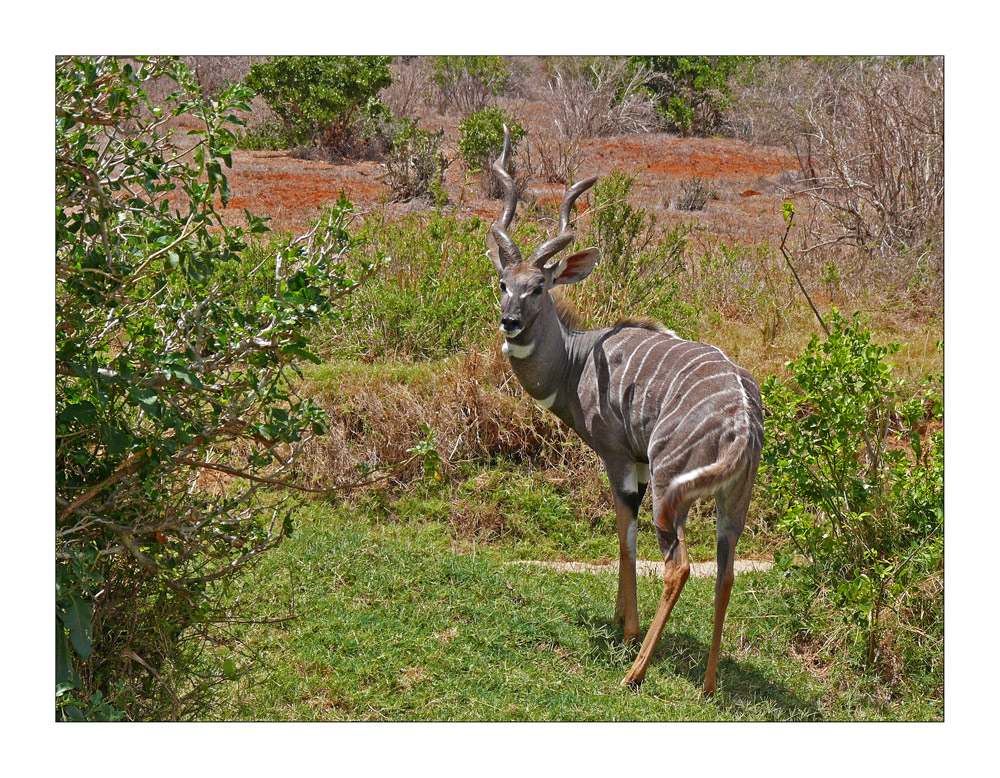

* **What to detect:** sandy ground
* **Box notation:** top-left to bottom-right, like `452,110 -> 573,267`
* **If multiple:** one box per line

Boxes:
508,558 -> 774,578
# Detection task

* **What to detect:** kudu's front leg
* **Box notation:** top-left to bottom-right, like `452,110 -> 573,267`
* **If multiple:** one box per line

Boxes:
612,496 -> 641,644
609,462 -> 647,645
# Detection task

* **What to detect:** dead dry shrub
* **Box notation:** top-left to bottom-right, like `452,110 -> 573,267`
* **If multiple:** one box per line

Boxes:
381,57 -> 430,120
546,57 -> 660,138
796,59 -> 944,257
728,57 -> 943,315
297,346 -> 580,492
729,58 -> 943,256
674,177 -> 717,211
182,56 -> 267,95
526,131 -> 586,185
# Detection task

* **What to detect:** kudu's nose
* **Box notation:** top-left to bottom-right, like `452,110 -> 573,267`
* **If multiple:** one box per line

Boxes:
501,315 -> 521,333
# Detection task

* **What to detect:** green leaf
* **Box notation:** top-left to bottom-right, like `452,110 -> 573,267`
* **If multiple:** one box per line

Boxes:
58,401 -> 97,426
281,345 -> 321,364
56,617 -> 78,686
100,423 -> 130,456
58,595 -> 93,659
130,387 -> 163,418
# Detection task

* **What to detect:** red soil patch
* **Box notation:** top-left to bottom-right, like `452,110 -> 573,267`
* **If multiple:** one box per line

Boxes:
216,151 -> 386,232
196,127 -> 798,241
586,134 -> 795,180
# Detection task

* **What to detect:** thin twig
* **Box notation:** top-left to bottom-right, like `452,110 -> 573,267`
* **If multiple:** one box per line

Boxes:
779,213 -> 829,337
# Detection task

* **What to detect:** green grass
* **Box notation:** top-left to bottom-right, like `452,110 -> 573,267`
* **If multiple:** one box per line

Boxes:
204,491 -> 940,721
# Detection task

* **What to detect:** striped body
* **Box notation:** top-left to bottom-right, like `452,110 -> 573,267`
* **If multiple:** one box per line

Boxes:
487,125 -> 763,693
504,312 -> 763,524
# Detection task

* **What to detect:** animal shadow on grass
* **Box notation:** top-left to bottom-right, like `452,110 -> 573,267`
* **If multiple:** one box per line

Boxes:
580,612 -> 824,721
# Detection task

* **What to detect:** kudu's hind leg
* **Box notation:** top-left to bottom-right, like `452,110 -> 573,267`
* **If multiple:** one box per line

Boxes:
620,502 -> 691,688
703,481 -> 752,696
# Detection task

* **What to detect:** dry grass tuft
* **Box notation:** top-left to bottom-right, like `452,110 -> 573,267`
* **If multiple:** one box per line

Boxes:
296,345 -> 580,491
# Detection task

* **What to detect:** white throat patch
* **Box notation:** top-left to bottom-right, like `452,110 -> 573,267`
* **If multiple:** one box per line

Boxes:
502,339 -> 535,359
535,390 -> 557,410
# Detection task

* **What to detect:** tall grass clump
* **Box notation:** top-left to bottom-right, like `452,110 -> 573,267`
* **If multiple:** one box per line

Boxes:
568,172 -> 696,336
333,210 -> 501,360
762,311 -> 943,686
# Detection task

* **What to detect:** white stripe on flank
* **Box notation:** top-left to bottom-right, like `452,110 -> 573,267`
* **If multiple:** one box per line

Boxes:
663,357 -> 730,402
637,339 -> 686,443
502,339 -> 535,359
646,374 -> 735,447
618,335 -> 659,411
618,336 -> 660,450
652,400 -> 743,469
536,390 -> 557,410
647,389 -> 738,458
663,372 -> 734,420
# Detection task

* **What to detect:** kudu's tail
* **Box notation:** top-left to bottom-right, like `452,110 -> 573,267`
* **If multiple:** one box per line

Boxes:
653,436 -> 751,531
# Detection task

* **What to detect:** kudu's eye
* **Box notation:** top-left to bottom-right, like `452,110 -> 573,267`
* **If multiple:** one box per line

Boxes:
499,281 -> 508,294
531,286 -> 543,296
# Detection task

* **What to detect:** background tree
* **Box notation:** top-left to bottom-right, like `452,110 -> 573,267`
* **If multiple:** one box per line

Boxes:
243,55 -> 394,156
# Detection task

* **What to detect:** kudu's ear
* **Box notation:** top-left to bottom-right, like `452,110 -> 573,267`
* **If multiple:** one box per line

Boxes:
549,248 -> 599,286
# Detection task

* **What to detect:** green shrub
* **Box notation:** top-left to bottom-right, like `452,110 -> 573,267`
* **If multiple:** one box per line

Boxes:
762,311 -> 943,674
382,118 -> 449,205
56,56 -> 368,719
631,56 -> 750,136
236,118 -> 294,150
243,56 -> 393,156
458,107 -> 526,198
575,173 -> 697,336
427,55 -> 512,113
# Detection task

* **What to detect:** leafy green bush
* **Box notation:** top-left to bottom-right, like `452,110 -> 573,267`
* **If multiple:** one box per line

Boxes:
243,56 -> 393,156
458,107 -> 526,197
56,56 -> 369,719
577,172 -> 697,336
762,311 -> 943,674
427,55 -> 512,113
631,56 -> 749,136
236,117 -> 294,150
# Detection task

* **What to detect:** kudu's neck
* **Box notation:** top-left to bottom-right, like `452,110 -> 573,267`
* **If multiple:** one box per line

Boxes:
503,294 -> 577,404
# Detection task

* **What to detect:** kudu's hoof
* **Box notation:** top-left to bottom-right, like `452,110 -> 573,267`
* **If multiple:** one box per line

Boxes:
620,673 -> 644,689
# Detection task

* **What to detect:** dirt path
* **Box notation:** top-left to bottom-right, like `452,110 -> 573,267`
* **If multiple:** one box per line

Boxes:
509,558 -> 773,578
